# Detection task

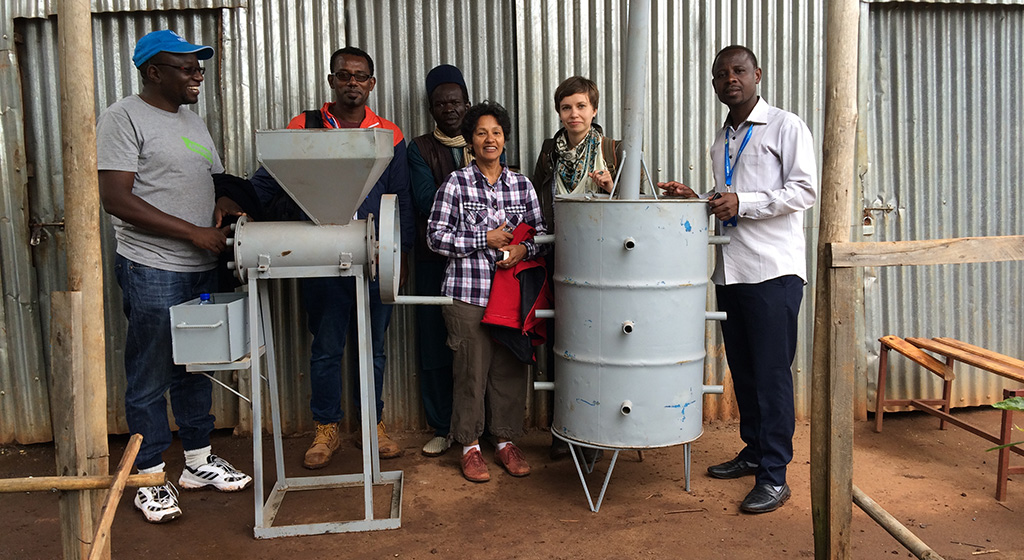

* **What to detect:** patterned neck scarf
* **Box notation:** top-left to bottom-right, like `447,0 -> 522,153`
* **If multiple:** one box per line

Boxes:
434,127 -> 473,166
554,126 -> 601,191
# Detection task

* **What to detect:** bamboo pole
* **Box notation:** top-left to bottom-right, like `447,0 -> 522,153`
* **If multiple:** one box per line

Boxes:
810,0 -> 860,558
0,473 -> 165,493
852,485 -> 946,560
56,2 -> 108,558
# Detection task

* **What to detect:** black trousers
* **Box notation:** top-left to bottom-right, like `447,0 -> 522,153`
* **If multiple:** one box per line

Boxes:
716,275 -> 803,487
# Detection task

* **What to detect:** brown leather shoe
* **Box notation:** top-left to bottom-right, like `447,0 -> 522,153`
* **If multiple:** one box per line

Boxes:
376,421 -> 401,459
303,421 -> 341,469
495,443 -> 531,477
460,448 -> 490,482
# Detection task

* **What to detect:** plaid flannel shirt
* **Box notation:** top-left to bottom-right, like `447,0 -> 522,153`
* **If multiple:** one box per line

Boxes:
427,163 -> 548,306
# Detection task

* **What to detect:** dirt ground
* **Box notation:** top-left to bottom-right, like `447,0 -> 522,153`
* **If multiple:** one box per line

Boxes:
1,408 -> 1022,560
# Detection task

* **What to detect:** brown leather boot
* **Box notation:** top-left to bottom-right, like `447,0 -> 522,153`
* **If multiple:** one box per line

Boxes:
303,421 -> 341,469
376,421 -> 401,459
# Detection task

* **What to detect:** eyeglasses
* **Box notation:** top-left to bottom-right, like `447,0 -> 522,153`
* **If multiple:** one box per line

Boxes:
332,70 -> 372,83
153,63 -> 206,76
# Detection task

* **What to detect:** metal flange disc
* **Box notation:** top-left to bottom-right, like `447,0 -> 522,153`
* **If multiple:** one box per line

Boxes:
377,194 -> 401,303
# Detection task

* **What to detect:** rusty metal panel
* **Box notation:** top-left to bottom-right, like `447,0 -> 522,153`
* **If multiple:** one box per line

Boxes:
859,3 -> 1024,413
0,10 -> 50,444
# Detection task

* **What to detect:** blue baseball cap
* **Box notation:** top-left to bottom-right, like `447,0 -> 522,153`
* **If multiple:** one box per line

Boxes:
133,29 -> 214,68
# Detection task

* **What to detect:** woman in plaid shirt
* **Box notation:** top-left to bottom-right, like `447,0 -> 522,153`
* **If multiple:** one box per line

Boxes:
427,101 -> 548,483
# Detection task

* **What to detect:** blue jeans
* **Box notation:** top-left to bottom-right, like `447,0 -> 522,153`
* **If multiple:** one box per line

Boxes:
114,255 -> 217,470
302,276 -> 392,424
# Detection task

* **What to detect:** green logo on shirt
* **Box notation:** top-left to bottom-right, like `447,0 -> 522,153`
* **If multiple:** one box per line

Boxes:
182,137 -> 213,165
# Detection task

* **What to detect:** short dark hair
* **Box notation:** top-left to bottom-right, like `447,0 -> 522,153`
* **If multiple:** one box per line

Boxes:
461,101 -> 512,145
712,45 -> 759,72
553,76 -> 600,111
330,46 -> 374,75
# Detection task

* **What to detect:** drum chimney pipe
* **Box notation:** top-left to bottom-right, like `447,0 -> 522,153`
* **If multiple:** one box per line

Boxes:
617,0 -> 650,201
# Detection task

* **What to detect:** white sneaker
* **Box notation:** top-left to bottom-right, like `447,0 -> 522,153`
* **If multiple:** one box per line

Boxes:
134,482 -> 182,523
178,454 -> 252,492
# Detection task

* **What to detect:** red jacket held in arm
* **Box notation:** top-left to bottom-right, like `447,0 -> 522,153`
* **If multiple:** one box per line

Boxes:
481,223 -> 553,363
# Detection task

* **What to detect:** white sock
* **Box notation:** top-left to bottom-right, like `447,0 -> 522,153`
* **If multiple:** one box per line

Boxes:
773,484 -> 786,492
138,462 -> 165,475
496,441 -> 510,452
184,446 -> 212,469
462,444 -> 481,456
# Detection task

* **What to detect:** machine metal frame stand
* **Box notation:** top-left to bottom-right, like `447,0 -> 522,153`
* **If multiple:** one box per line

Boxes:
554,431 -> 693,513
246,266 -> 402,538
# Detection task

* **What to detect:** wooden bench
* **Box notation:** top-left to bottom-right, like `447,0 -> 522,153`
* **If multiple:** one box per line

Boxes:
874,335 -> 1024,501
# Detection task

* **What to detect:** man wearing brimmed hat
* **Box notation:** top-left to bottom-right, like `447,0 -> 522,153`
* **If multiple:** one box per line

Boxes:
97,29 -> 251,524
407,64 -> 471,457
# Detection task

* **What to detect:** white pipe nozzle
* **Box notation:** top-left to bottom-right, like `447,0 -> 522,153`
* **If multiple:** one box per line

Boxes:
620,400 -> 633,415
622,321 -> 635,334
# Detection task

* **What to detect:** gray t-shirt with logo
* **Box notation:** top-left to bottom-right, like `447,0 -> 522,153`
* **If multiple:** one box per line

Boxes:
96,94 -> 224,272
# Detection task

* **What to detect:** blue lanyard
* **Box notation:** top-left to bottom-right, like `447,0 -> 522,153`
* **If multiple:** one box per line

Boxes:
724,124 -> 755,189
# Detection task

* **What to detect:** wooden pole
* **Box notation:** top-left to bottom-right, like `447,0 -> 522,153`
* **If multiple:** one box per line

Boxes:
50,293 -> 97,560
87,434 -> 143,560
0,472 -> 165,493
810,0 -> 860,558
852,485 -> 946,560
56,0 -> 108,557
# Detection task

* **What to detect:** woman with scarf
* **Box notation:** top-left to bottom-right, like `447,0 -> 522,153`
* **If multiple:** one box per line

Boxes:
531,76 -> 648,229
427,101 -> 548,483
531,76 -> 648,461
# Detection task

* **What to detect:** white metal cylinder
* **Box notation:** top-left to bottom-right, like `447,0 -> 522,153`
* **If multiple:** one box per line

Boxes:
551,198 -> 710,448
232,217 -> 373,281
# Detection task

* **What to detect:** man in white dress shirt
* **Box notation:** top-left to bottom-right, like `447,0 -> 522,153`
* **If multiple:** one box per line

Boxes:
659,45 -> 817,514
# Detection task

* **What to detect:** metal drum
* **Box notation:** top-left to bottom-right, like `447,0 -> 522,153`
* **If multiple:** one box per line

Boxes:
551,197 -> 711,448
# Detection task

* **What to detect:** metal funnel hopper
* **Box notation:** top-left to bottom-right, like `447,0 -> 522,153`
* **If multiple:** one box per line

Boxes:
255,128 -> 394,225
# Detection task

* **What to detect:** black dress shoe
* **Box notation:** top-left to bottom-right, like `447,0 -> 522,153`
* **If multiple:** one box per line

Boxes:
707,457 -> 758,479
740,483 -> 791,514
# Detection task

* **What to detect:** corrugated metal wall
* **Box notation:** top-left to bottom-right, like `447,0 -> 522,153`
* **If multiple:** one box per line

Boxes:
858,2 -> 1024,413
3,0 -> 1018,444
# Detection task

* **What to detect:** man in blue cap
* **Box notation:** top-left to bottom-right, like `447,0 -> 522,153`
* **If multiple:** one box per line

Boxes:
407,64 -> 471,457
97,29 -> 251,524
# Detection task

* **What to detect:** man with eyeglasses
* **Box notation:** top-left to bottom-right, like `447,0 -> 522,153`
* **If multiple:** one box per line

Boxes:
97,29 -> 252,524
250,46 -> 413,469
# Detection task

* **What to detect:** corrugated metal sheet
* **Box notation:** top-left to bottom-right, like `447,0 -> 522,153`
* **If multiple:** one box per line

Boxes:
11,0 -> 241,19
859,2 -> 1024,413
0,1 -> 49,444
5,0 -> 1019,444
